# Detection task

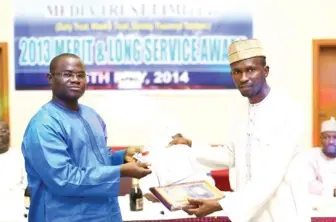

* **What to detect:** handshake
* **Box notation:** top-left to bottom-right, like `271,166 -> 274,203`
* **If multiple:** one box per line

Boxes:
120,146 -> 152,179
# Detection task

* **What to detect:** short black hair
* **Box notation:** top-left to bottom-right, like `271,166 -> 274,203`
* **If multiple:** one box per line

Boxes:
49,53 -> 81,73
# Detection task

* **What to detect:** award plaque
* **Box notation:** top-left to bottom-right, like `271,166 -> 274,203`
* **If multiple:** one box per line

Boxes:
149,180 -> 224,211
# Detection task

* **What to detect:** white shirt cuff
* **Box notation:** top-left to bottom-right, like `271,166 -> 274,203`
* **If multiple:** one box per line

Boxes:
219,192 -> 233,217
190,139 -> 209,149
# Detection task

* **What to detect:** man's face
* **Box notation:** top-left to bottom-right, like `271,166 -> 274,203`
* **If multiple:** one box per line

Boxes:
230,57 -> 269,98
321,131 -> 336,157
0,121 -> 9,151
47,56 -> 87,101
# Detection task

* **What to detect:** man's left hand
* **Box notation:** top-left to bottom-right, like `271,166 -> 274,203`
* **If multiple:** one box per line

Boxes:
124,146 -> 143,163
183,199 -> 222,218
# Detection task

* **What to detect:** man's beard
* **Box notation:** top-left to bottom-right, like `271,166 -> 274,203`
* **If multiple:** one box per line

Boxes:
323,145 -> 336,157
0,143 -> 9,153
0,136 -> 9,147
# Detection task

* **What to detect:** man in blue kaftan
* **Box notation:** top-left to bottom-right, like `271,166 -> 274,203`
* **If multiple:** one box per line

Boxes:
21,53 -> 151,222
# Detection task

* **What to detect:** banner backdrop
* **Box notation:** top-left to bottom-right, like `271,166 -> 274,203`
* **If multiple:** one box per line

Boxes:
14,1 -> 252,90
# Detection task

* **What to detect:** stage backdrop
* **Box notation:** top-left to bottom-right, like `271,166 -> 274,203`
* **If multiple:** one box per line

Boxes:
14,0 -> 252,90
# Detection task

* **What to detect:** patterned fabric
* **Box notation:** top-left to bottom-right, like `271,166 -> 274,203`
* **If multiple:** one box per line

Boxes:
245,103 -> 259,182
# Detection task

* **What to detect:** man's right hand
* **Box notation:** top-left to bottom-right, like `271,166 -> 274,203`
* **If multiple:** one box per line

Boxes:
120,162 -> 152,179
168,133 -> 192,147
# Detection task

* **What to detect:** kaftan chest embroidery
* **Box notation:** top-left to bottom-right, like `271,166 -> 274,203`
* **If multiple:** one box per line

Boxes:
246,108 -> 256,182
245,113 -> 275,183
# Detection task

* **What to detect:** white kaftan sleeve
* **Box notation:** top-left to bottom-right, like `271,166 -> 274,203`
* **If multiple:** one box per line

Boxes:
191,140 -> 235,170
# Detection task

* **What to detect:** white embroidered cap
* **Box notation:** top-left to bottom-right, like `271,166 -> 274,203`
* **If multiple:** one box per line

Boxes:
321,117 -> 336,133
228,39 -> 265,64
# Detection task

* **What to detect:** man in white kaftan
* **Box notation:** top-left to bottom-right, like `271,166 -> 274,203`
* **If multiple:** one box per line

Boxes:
305,117 -> 336,211
170,39 -> 310,222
